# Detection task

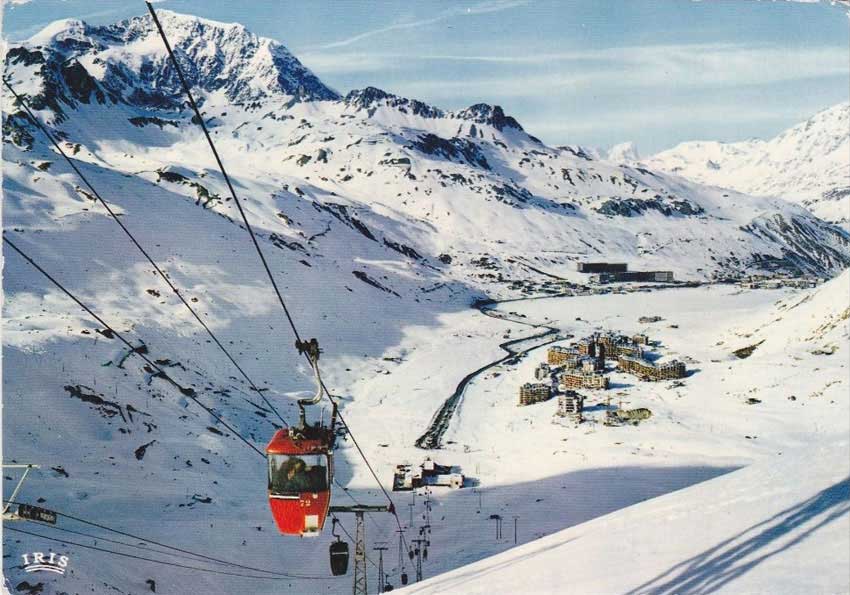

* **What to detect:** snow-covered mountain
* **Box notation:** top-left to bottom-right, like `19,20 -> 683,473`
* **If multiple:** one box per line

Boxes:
9,11 -> 337,119
2,10 -> 849,595
4,10 -> 850,285
640,103 -> 850,229
606,140 -> 640,164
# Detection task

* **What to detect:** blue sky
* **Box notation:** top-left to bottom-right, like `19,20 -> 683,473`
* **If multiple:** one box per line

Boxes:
3,0 -> 848,153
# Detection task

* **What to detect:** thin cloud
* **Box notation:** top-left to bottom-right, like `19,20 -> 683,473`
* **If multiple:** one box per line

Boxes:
312,0 -> 529,50
307,42 -> 848,95
299,52 -> 397,75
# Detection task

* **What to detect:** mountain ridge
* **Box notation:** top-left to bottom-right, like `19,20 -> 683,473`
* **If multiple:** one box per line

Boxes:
4,11 -> 849,291
640,102 -> 850,228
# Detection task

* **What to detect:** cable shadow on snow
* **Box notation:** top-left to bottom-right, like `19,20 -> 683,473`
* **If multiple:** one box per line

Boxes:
627,476 -> 850,595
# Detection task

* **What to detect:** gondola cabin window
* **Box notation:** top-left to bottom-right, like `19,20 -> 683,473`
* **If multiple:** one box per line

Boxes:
268,454 -> 329,495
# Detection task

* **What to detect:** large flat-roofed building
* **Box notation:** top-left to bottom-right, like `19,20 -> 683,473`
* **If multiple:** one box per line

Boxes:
556,390 -> 585,422
598,271 -> 675,284
618,355 -> 686,381
519,382 -> 552,405
616,343 -> 644,359
560,371 -> 609,390
596,333 -> 643,360
548,346 -> 580,368
576,262 -> 628,274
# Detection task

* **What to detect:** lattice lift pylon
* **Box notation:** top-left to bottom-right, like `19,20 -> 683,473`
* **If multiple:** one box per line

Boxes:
373,543 -> 388,593
353,512 -> 366,595
329,504 -> 390,595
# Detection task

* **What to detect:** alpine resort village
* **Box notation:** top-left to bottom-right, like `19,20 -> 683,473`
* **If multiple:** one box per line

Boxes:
1,2 -> 849,595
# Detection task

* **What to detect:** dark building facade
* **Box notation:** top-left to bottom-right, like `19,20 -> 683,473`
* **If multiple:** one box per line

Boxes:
598,271 -> 675,283
576,262 -> 628,273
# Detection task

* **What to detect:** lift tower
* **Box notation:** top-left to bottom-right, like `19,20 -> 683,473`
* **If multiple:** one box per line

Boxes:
329,504 -> 390,595
373,543 -> 388,593
2,464 -> 43,521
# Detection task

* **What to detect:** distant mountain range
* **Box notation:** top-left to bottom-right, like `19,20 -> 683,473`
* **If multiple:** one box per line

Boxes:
4,9 -> 849,294
631,103 -> 850,229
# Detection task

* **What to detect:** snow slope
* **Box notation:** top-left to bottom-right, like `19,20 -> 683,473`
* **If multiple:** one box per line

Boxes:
642,103 -> 850,228
2,10 -> 849,595
399,442 -> 850,595
724,268 -> 850,360
397,272 -> 850,594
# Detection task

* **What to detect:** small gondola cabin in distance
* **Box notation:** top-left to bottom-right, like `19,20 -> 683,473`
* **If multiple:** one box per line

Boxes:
266,426 -> 334,536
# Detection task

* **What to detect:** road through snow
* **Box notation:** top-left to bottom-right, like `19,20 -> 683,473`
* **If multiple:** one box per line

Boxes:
415,295 -> 567,449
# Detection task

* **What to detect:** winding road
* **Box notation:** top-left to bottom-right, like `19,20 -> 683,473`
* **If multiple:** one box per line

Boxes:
415,294 -> 571,449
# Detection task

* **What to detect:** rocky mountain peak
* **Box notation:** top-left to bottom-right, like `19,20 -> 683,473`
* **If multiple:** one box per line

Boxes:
344,86 -> 446,119
453,103 -> 523,132
11,10 -> 338,113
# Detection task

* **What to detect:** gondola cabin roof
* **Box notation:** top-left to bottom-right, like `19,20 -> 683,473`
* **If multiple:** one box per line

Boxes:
266,428 -> 332,456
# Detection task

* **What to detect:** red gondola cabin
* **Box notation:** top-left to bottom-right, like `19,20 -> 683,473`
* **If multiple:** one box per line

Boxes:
266,426 -> 334,536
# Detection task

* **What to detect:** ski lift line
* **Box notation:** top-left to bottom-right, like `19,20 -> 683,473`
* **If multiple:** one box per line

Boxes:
146,2 -> 407,544
329,479 -> 413,580
1,78 -> 289,429
6,526 -> 337,580
3,236 -> 265,458
146,3 -> 305,350
332,478 -> 382,534
333,405 -> 409,548
6,502 -> 297,578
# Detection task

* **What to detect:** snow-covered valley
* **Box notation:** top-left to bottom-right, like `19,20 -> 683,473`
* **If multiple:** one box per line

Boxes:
2,9 -> 848,595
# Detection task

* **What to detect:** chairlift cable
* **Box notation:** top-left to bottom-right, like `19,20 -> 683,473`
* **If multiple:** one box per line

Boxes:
2,78 -> 289,428
3,236 -> 265,458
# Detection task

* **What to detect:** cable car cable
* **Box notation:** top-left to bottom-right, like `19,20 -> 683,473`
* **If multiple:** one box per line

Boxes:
12,9 -> 413,565
146,3 -> 411,549
19,519 -> 258,571
2,78 -> 289,428
147,3 -> 305,350
6,526 -> 335,580
3,236 -> 266,458
6,500 -> 302,578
